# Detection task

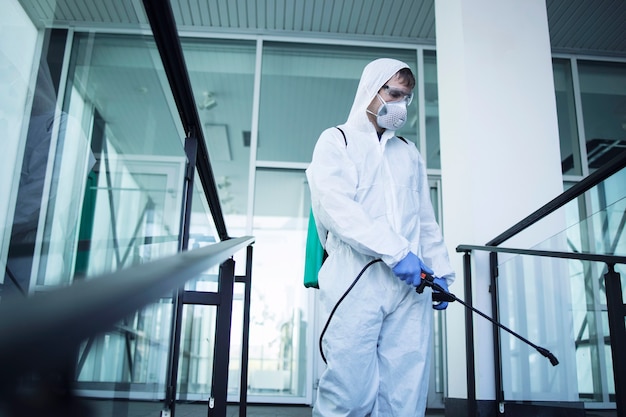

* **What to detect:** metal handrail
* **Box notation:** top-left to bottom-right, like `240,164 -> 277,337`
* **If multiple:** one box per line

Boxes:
0,236 -> 254,382
456,242 -> 625,416
486,151 -> 626,247
457,244 -> 626,264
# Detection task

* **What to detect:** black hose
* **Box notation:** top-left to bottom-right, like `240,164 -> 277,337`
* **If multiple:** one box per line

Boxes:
318,258 -> 382,364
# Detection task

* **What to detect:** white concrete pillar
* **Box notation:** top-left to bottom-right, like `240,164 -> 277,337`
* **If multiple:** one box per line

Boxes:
435,0 -> 577,405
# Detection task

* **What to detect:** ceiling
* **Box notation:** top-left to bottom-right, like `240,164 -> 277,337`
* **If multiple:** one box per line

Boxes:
21,0 -> 626,57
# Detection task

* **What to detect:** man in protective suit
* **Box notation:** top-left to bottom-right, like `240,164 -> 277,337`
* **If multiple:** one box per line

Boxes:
306,58 -> 455,416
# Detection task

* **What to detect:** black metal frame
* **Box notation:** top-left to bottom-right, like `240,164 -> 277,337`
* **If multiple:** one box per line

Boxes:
456,151 -> 626,417
235,245 -> 254,417
462,252 -> 477,417
163,133 -> 199,415
209,258 -> 237,417
162,246 -> 254,417
605,264 -> 626,416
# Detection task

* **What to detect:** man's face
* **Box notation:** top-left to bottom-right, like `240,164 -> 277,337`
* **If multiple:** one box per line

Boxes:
367,73 -> 414,129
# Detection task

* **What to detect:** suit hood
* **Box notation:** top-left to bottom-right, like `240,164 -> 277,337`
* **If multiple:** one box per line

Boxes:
346,58 -> 411,131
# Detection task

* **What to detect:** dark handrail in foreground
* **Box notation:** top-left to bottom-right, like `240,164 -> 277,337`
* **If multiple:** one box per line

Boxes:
0,236 -> 254,381
487,151 -> 626,247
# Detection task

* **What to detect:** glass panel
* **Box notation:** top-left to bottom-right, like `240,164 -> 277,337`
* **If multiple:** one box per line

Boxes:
569,260 -> 608,402
588,168 -> 626,258
1,0 -> 40,297
497,163 -> 626,405
177,304 -> 218,400
577,60 -> 626,173
553,58 -> 582,175
424,50 -> 441,169
49,30 -> 187,400
30,32 -> 187,290
76,300 -> 173,399
188,170 -> 220,251
257,42 -> 419,163
498,254 -> 580,402
228,281 -> 247,398
249,169 -> 310,400
428,180 -> 445,406
181,38 -> 256,232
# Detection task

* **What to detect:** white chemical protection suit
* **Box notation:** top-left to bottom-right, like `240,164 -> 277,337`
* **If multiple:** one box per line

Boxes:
306,58 -> 455,417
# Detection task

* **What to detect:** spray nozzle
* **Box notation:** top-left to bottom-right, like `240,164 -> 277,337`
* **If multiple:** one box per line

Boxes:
415,271 -> 432,294
415,271 -> 456,302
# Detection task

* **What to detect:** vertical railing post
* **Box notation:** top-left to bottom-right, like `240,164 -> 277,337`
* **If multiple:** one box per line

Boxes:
209,258 -> 236,417
463,250 -> 477,417
164,289 -> 185,416
179,135 -> 198,252
237,245 -> 254,417
604,264 -> 625,417
489,251 -> 504,413
163,135 -> 198,416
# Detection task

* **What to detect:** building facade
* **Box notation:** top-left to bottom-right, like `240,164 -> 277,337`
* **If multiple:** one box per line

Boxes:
1,0 -> 625,414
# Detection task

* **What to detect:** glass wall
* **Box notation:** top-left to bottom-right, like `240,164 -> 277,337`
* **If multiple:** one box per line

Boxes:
0,19 -> 221,400
64,32 -> 191,399
556,58 -> 626,177
577,61 -> 626,174
59,32 -> 187,276
554,58 -> 582,176
182,38 -> 257,226
424,51 -> 441,169
1,0 -> 39,297
257,42 -> 420,162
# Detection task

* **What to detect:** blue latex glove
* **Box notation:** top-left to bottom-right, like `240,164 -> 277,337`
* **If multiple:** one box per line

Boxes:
432,277 -> 449,310
392,252 -> 434,286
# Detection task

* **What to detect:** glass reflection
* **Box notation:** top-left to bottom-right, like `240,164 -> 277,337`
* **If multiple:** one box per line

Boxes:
553,59 -> 581,175
578,61 -> 626,173
250,169 -> 310,398
424,51 -> 440,169
46,32 -> 187,398
181,38 -> 256,229
257,42 -> 419,163
34,32 -> 187,289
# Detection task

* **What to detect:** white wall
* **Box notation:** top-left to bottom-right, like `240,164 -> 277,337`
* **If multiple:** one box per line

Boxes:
435,0 -> 577,402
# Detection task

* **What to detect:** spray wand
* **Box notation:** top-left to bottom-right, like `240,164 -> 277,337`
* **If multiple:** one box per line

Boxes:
416,271 -> 559,366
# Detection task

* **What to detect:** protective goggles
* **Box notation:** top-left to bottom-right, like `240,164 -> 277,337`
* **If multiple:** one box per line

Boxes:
381,84 -> 413,105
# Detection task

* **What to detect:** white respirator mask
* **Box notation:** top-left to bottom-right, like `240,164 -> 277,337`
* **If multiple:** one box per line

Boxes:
367,84 -> 413,131
373,95 -> 407,130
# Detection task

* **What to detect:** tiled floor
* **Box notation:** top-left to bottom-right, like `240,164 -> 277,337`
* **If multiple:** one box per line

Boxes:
85,400 -> 314,417
83,399 -> 615,417
84,400 -> 445,417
